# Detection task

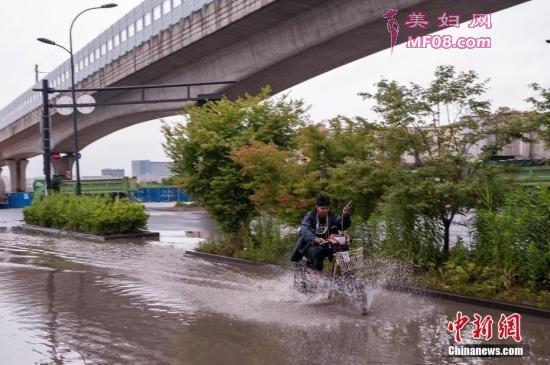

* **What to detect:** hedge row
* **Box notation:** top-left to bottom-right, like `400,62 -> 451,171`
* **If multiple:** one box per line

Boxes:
23,194 -> 148,236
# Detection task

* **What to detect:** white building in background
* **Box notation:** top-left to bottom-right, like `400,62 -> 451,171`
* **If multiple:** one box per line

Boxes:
131,160 -> 173,183
101,168 -> 125,178
468,133 -> 550,160
402,117 -> 550,164
25,178 -> 35,191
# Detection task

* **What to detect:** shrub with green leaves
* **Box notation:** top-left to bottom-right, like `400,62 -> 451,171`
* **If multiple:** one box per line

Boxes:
197,214 -> 296,265
474,186 -> 550,291
368,204 -> 443,271
23,194 -> 148,236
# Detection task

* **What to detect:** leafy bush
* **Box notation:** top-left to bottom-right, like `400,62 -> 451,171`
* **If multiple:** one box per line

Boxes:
414,186 -> 550,308
368,204 -> 443,271
366,186 -> 550,308
197,214 -> 296,265
474,186 -> 550,291
23,194 -> 148,236
234,215 -> 297,265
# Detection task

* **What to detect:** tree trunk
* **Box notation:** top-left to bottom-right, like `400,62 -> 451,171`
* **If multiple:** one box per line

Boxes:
443,219 -> 451,256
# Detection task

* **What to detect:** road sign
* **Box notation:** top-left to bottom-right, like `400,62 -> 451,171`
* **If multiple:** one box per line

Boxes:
55,95 -> 96,115
56,96 -> 73,115
77,94 -> 96,114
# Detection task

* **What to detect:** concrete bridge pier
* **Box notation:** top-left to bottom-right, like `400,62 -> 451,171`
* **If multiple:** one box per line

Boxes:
51,154 -> 75,179
6,159 -> 29,192
0,167 -> 6,198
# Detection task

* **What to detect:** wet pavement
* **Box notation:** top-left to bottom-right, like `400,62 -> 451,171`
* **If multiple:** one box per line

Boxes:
0,207 -> 24,228
0,205 -> 549,364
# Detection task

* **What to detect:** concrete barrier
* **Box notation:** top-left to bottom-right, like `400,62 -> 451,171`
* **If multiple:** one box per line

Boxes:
185,250 -> 271,267
15,224 -> 160,242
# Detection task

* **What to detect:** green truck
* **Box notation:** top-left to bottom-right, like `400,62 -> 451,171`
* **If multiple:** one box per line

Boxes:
33,178 -> 137,199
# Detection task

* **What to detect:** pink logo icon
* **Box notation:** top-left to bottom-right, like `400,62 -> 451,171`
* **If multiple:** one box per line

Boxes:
383,9 -> 400,53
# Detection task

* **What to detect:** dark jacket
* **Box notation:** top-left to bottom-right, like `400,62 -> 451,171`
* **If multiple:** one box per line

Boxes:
290,209 -> 351,262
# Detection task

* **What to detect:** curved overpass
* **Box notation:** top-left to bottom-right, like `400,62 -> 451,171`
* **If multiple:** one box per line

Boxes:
0,0 -> 531,190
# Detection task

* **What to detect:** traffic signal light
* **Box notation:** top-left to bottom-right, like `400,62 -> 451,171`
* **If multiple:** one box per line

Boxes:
196,93 -> 223,107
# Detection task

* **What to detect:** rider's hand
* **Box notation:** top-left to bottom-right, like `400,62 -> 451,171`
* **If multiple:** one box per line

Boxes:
314,237 -> 326,245
343,201 -> 352,215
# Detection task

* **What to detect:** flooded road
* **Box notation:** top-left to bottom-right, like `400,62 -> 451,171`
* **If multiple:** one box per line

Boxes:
0,206 -> 548,364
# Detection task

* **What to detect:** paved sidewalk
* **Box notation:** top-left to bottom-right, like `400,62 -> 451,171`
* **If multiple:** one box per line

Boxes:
0,208 -> 23,228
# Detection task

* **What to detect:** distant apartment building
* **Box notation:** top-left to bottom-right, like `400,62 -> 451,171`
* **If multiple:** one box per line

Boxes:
131,160 -> 173,183
101,168 -> 125,178
402,118 -> 549,165
26,178 -> 35,191
469,133 -> 549,161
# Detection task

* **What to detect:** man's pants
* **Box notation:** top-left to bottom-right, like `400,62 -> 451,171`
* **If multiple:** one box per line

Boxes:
304,244 -> 333,271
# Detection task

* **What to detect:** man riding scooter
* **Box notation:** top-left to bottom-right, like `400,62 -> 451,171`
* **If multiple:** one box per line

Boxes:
290,194 -> 352,271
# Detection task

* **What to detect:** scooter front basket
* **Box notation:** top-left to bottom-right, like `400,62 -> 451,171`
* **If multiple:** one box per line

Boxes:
333,247 -> 364,274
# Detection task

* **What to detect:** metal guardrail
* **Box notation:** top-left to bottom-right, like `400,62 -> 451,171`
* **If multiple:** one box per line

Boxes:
0,0 -> 217,130
509,165 -> 550,186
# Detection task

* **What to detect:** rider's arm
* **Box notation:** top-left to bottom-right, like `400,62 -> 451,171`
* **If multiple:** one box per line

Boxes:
300,214 -> 317,245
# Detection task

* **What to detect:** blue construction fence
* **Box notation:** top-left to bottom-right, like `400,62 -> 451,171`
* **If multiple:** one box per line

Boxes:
0,188 -> 190,208
135,187 -> 190,203
0,192 -> 33,208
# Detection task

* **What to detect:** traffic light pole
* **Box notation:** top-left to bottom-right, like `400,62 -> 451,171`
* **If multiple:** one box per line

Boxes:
33,80 -> 233,195
41,79 -> 52,191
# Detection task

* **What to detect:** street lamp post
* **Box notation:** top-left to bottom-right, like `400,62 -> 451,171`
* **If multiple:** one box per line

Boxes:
37,3 -> 117,195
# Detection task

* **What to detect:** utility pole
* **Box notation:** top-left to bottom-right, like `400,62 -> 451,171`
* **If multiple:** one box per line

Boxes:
41,79 -> 52,191
38,3 -> 118,195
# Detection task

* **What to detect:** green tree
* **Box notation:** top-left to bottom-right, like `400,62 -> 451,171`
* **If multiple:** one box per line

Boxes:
231,140 -> 310,224
526,83 -> 550,147
162,87 -> 307,250
323,117 -> 387,220
232,116 -> 387,224
361,65 -> 534,255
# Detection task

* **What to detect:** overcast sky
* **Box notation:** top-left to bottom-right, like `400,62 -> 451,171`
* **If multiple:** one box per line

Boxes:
1,0 -> 549,178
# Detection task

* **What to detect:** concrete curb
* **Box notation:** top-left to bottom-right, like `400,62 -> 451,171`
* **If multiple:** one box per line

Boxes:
185,250 -> 550,318
15,224 -> 160,242
185,250 -> 271,267
385,285 -> 550,318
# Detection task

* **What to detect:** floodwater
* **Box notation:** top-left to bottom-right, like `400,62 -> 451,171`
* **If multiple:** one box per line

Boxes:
0,206 -> 548,364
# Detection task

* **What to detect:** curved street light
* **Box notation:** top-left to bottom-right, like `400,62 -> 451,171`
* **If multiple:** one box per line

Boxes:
37,3 -> 117,195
